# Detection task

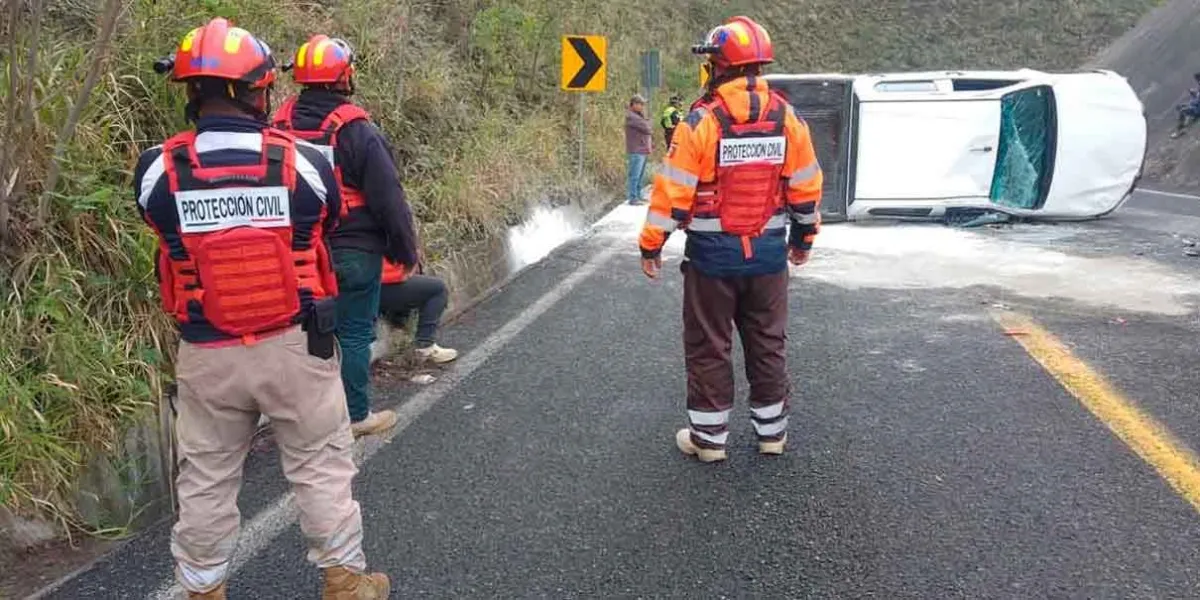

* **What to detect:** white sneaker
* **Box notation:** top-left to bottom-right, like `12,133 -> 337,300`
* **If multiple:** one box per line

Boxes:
415,343 -> 458,364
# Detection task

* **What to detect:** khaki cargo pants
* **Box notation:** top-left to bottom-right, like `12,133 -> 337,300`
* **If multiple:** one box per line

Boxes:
171,325 -> 365,593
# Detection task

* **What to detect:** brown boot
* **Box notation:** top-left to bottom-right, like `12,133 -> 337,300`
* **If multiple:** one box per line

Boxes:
322,565 -> 391,599
351,410 -> 399,438
187,584 -> 227,599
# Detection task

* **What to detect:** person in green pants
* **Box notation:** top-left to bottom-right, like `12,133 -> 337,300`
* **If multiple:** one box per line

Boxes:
275,35 -> 420,439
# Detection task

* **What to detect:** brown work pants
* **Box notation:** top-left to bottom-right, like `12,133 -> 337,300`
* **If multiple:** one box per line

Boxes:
170,325 -> 366,593
682,261 -> 790,449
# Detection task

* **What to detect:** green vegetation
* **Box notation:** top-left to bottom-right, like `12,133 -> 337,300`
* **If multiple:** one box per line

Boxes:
0,0 -> 1158,536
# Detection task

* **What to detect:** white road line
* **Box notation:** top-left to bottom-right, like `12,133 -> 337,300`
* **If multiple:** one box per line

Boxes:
1137,187 -> 1200,202
148,242 -> 620,600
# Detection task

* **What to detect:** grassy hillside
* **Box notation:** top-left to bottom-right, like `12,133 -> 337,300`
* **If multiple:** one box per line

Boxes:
1087,0 -> 1200,192
0,0 -> 1158,535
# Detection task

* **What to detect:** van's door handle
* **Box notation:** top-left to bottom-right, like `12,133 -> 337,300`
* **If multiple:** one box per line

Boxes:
971,145 -> 994,152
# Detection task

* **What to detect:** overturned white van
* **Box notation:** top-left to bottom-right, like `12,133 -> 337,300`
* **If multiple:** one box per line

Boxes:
766,69 -> 1147,222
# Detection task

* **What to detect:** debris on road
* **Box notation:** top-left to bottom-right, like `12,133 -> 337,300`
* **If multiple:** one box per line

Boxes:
945,208 -> 1015,228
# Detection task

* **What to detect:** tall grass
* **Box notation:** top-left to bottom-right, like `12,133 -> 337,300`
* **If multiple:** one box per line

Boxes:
0,0 -> 1158,537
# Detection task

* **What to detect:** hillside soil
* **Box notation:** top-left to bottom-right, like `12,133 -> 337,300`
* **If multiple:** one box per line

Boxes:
1,538 -> 114,600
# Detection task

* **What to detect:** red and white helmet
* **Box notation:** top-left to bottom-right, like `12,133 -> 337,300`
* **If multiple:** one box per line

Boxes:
692,16 -> 774,69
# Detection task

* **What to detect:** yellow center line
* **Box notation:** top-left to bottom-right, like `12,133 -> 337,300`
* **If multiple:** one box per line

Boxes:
991,310 -> 1200,515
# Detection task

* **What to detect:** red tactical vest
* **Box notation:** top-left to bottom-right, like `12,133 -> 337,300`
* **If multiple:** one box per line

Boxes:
272,96 -> 370,219
693,92 -> 789,256
156,128 -> 339,341
381,258 -> 411,285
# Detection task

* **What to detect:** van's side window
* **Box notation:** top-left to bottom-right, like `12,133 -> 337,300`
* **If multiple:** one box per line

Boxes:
873,80 -> 938,92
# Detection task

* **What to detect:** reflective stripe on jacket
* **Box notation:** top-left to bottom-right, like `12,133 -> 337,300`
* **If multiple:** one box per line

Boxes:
271,89 -> 419,265
272,96 -> 370,220
639,76 -> 823,278
135,118 -> 341,344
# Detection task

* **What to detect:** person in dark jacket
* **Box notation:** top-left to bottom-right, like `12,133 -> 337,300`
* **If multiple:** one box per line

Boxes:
625,94 -> 653,205
379,256 -> 458,364
1172,72 -> 1200,139
273,35 -> 418,438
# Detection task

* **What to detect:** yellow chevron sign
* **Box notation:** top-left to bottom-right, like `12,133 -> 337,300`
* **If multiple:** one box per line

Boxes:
561,35 -> 606,92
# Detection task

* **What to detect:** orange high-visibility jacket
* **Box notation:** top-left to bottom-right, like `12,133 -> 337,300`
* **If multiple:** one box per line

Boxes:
639,76 -> 823,276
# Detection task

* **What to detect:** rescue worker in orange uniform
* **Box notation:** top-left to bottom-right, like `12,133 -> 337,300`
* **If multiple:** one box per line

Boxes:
135,18 -> 390,599
639,16 -> 824,463
273,35 -> 419,438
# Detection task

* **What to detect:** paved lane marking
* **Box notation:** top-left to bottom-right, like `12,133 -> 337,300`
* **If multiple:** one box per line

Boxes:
992,310 -> 1200,514
1136,187 -> 1200,202
147,243 -> 621,600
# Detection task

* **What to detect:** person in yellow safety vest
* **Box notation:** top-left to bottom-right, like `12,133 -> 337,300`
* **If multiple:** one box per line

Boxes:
639,15 -> 824,463
660,94 -> 684,147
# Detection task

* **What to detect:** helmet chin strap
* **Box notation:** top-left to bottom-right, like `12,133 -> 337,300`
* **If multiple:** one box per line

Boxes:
254,87 -> 272,122
229,89 -> 271,123
185,98 -> 202,124
704,61 -> 726,94
708,62 -> 758,91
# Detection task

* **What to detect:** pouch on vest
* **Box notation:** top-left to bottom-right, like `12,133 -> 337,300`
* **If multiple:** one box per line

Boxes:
303,297 -> 338,359
272,98 -> 369,219
192,227 -> 301,337
155,245 -> 176,314
716,162 -> 782,236
708,94 -> 788,238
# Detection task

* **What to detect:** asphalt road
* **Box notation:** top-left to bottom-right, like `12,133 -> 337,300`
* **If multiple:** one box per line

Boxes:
38,192 -> 1200,599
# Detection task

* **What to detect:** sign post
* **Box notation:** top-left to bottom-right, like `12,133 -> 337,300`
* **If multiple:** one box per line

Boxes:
578,94 -> 585,179
640,49 -> 661,106
561,35 -> 607,178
